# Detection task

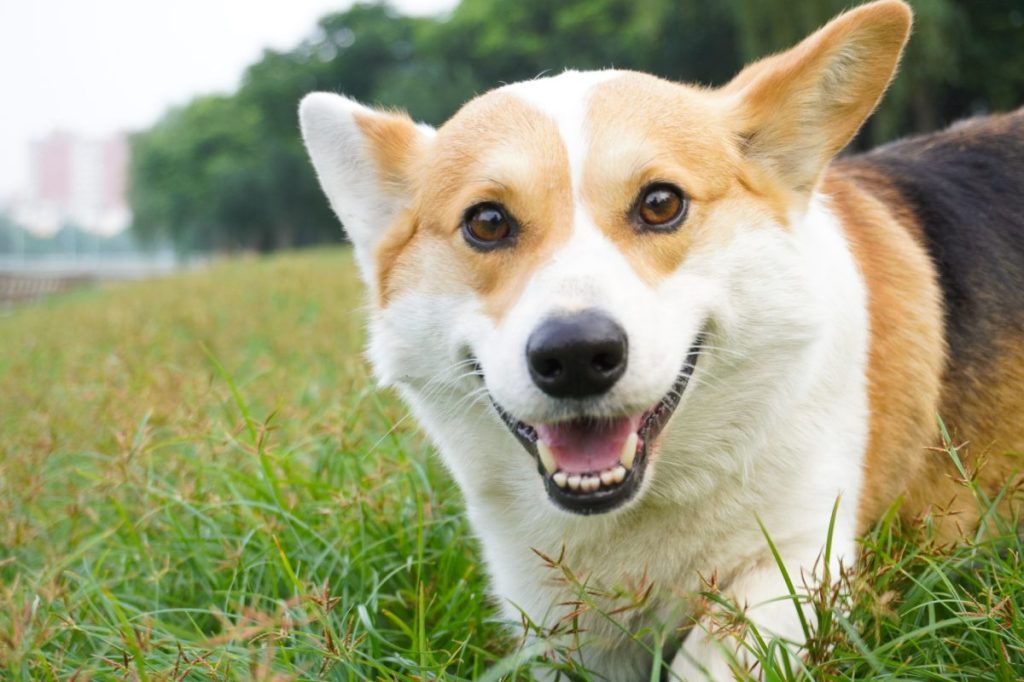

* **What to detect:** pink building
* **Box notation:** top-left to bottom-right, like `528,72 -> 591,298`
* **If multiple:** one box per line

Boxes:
33,132 -> 73,206
13,132 -> 131,236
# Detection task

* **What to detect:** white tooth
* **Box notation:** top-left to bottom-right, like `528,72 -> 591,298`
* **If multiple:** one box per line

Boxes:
585,476 -> 600,492
568,474 -> 582,491
600,469 -> 616,486
553,471 -> 568,488
620,432 -> 639,470
611,465 -> 626,483
537,441 -> 557,474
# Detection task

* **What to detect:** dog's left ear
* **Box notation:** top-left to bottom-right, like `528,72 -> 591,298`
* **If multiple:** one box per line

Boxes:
724,0 -> 912,192
299,92 -> 434,284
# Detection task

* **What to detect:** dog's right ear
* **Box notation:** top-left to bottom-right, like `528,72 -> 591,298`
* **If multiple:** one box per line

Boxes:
722,0 -> 911,195
299,93 -> 434,282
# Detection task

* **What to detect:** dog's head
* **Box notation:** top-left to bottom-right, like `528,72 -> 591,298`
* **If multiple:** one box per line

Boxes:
300,1 -> 910,515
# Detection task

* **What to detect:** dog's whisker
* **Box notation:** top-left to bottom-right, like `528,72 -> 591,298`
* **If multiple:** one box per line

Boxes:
694,343 -> 749,360
361,411 -> 415,459
435,389 -> 492,420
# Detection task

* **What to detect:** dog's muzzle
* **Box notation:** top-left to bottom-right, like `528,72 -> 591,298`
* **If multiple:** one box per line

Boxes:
482,333 -> 704,515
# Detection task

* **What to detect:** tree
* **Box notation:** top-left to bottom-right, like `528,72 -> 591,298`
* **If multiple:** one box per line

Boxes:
130,95 -> 273,252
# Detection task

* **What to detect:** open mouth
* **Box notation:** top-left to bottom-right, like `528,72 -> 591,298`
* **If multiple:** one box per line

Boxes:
485,336 -> 704,515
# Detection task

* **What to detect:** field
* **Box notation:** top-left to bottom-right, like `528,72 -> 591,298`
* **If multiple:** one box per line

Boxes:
1,248 -> 1021,680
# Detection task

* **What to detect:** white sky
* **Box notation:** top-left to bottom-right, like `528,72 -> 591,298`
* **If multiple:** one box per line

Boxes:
0,0 -> 456,202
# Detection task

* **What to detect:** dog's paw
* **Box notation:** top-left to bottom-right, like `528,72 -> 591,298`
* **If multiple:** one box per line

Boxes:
669,613 -> 807,681
670,626 -> 743,682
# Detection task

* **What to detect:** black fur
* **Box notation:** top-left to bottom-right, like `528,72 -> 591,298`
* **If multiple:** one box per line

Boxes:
846,110 -> 1024,369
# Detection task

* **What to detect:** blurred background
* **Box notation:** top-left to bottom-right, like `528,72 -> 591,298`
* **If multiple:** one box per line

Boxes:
1,0 -> 1022,304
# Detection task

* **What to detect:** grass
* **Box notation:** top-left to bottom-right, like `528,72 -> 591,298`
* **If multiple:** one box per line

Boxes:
0,247 -> 1021,680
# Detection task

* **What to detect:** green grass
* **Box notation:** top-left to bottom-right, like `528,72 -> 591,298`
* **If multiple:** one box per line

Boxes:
0,248 -> 1021,680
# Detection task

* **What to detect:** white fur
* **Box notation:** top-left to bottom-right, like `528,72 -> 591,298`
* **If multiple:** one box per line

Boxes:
503,70 -> 620,194
302,71 -> 871,680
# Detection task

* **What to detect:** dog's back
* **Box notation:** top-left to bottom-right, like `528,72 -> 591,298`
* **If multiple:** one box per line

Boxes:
830,110 -> 1024,533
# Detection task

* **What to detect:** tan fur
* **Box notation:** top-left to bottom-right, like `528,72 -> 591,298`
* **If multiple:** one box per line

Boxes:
354,109 -> 426,189
823,166 -> 946,533
373,209 -> 419,307
352,108 -> 432,307
375,92 -> 574,320
920,337 -> 1024,538
726,0 -> 912,192
912,337 -> 1024,540
828,160 -> 1024,539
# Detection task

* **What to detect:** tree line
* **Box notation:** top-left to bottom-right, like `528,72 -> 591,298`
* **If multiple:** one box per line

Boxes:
128,0 -> 1024,253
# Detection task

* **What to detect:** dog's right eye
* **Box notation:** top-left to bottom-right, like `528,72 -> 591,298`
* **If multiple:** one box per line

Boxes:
462,203 -> 516,250
633,183 -> 688,232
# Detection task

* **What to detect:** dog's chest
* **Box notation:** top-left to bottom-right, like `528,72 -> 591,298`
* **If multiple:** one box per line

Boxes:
468,489 -> 771,674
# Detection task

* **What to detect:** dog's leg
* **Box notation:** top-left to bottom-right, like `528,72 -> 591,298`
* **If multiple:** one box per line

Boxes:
669,542 -> 848,682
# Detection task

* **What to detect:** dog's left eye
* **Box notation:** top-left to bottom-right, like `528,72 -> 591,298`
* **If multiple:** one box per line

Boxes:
634,183 -> 688,231
462,203 -> 515,250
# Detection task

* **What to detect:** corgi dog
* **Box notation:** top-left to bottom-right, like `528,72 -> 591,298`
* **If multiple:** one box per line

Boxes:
299,0 -> 1024,678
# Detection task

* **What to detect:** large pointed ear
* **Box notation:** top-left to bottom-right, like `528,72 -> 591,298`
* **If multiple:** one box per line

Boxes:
723,0 -> 911,192
299,92 -> 433,279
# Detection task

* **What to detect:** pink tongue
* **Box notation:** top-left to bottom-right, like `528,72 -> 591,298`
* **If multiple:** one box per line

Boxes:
535,415 -> 642,474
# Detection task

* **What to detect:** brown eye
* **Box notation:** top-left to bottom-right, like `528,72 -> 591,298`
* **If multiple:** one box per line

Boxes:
463,203 -> 515,249
635,183 -> 687,231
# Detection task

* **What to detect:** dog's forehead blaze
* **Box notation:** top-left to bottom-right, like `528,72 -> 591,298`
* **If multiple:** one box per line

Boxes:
375,91 -> 574,319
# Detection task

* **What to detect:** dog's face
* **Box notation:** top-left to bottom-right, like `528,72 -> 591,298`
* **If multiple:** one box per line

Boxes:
301,1 -> 910,515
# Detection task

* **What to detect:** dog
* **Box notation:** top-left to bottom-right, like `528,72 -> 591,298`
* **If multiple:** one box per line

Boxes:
299,0 -> 1024,678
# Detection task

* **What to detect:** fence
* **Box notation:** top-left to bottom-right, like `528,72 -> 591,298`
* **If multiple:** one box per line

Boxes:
0,273 -> 96,307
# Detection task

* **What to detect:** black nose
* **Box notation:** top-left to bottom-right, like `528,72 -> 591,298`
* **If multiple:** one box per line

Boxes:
526,310 -> 628,398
